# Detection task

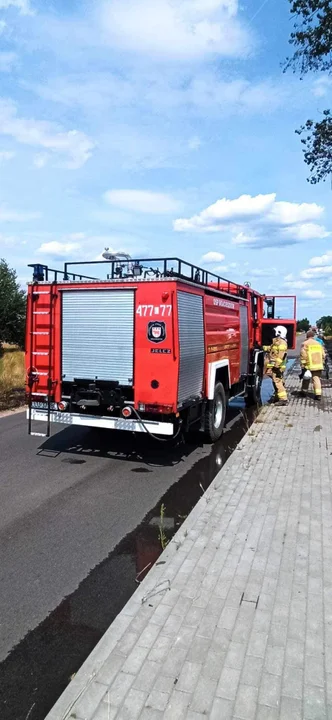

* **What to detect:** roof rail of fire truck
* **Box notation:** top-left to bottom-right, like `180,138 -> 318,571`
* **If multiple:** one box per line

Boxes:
65,257 -> 250,298
29,257 -> 251,299
28,263 -> 99,283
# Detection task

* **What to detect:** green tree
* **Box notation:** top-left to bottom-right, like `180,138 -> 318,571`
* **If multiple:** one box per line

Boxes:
285,0 -> 332,184
296,317 -> 310,332
0,259 -> 26,355
317,315 -> 332,334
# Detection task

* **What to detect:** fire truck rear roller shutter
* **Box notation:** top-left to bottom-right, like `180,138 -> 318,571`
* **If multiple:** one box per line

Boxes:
177,291 -> 204,405
62,290 -> 134,385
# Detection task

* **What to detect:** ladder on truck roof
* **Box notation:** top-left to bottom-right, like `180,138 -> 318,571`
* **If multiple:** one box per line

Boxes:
27,282 -> 55,438
28,257 -> 254,300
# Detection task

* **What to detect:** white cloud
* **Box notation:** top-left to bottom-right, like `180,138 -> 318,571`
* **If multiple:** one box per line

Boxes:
181,75 -> 285,115
103,129 -> 182,170
188,136 -> 201,150
34,232 -> 147,261
232,231 -> 258,246
248,268 -> 277,278
100,0 -> 251,61
0,99 -> 94,169
301,266 -> 332,279
206,261 -> 238,274
175,193 -> 324,232
174,192 -> 328,248
201,251 -> 225,263
281,223 -> 330,241
28,71 -> 287,122
37,240 -> 82,257
104,189 -> 180,214
284,273 -> 294,282
26,74 -> 136,111
0,20 -> 7,34
284,279 -> 312,289
0,150 -> 14,162
212,264 -> 230,273
0,0 -> 33,13
65,232 -> 86,241
309,251 -> 332,267
266,201 -> 323,226
0,205 -> 40,221
0,231 -> 18,246
174,194 -> 276,232
303,290 -> 325,299
312,77 -> 332,98
0,52 -> 17,72
33,153 -> 49,168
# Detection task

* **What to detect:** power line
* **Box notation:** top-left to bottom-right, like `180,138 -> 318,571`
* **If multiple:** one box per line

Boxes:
249,0 -> 272,23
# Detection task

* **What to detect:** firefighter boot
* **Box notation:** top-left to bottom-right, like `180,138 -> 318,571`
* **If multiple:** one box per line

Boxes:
272,370 -> 288,404
312,371 -> 322,400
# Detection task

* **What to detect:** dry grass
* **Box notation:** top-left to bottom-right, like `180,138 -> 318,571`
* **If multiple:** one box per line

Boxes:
0,346 -> 25,410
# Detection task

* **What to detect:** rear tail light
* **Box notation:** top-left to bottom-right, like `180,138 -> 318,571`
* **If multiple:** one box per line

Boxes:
58,401 -> 69,411
122,406 -> 132,418
145,404 -> 173,414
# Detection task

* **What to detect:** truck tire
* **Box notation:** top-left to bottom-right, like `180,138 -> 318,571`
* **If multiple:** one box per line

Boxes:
204,382 -> 226,442
246,366 -> 263,407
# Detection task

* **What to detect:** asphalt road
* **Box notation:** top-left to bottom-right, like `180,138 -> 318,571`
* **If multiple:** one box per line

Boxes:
0,409 -> 240,662
289,332 -> 305,358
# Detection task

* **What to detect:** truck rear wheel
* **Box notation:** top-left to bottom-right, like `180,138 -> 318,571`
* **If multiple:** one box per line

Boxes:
204,382 -> 226,442
246,367 -> 263,407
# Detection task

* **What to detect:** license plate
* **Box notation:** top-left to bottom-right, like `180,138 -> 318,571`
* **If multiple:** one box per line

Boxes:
32,401 -> 57,410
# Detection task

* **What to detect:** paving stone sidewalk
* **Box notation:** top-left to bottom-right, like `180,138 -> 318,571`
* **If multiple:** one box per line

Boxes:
46,365 -> 332,720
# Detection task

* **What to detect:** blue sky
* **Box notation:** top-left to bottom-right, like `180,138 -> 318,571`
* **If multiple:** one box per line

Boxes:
1,0 -> 332,322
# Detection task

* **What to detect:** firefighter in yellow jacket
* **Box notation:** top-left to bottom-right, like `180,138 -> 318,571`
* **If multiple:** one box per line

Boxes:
300,329 -> 325,400
265,325 -> 288,405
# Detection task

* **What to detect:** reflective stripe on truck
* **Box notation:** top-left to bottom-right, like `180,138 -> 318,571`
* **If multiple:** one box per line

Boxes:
27,409 -> 174,435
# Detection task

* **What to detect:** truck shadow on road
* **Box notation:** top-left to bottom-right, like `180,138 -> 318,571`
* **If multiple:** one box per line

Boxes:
36,403 -> 252,468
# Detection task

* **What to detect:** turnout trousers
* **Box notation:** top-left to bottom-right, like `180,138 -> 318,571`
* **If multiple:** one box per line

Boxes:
272,368 -> 287,401
302,370 -> 322,397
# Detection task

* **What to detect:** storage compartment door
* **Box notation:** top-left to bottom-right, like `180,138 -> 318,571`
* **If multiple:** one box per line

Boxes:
239,303 -> 249,376
62,290 -> 134,385
177,291 -> 204,405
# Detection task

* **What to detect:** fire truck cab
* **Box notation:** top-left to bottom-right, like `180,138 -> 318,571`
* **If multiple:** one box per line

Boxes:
25,256 -> 296,442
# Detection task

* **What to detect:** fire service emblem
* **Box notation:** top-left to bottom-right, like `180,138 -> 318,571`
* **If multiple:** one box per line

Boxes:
147,321 -> 166,343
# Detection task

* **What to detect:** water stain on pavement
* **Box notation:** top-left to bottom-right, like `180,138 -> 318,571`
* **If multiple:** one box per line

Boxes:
61,457 -> 87,465
131,467 -> 153,473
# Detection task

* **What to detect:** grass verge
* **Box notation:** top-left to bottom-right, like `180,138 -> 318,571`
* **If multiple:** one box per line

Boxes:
0,346 -> 25,412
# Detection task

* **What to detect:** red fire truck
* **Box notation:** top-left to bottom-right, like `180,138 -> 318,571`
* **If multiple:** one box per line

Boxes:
25,256 -> 296,442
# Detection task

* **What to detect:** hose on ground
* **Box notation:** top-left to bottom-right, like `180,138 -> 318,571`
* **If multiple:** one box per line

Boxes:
130,406 -> 182,442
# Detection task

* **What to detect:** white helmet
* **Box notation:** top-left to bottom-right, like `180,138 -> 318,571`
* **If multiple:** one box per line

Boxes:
275,325 -> 287,340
